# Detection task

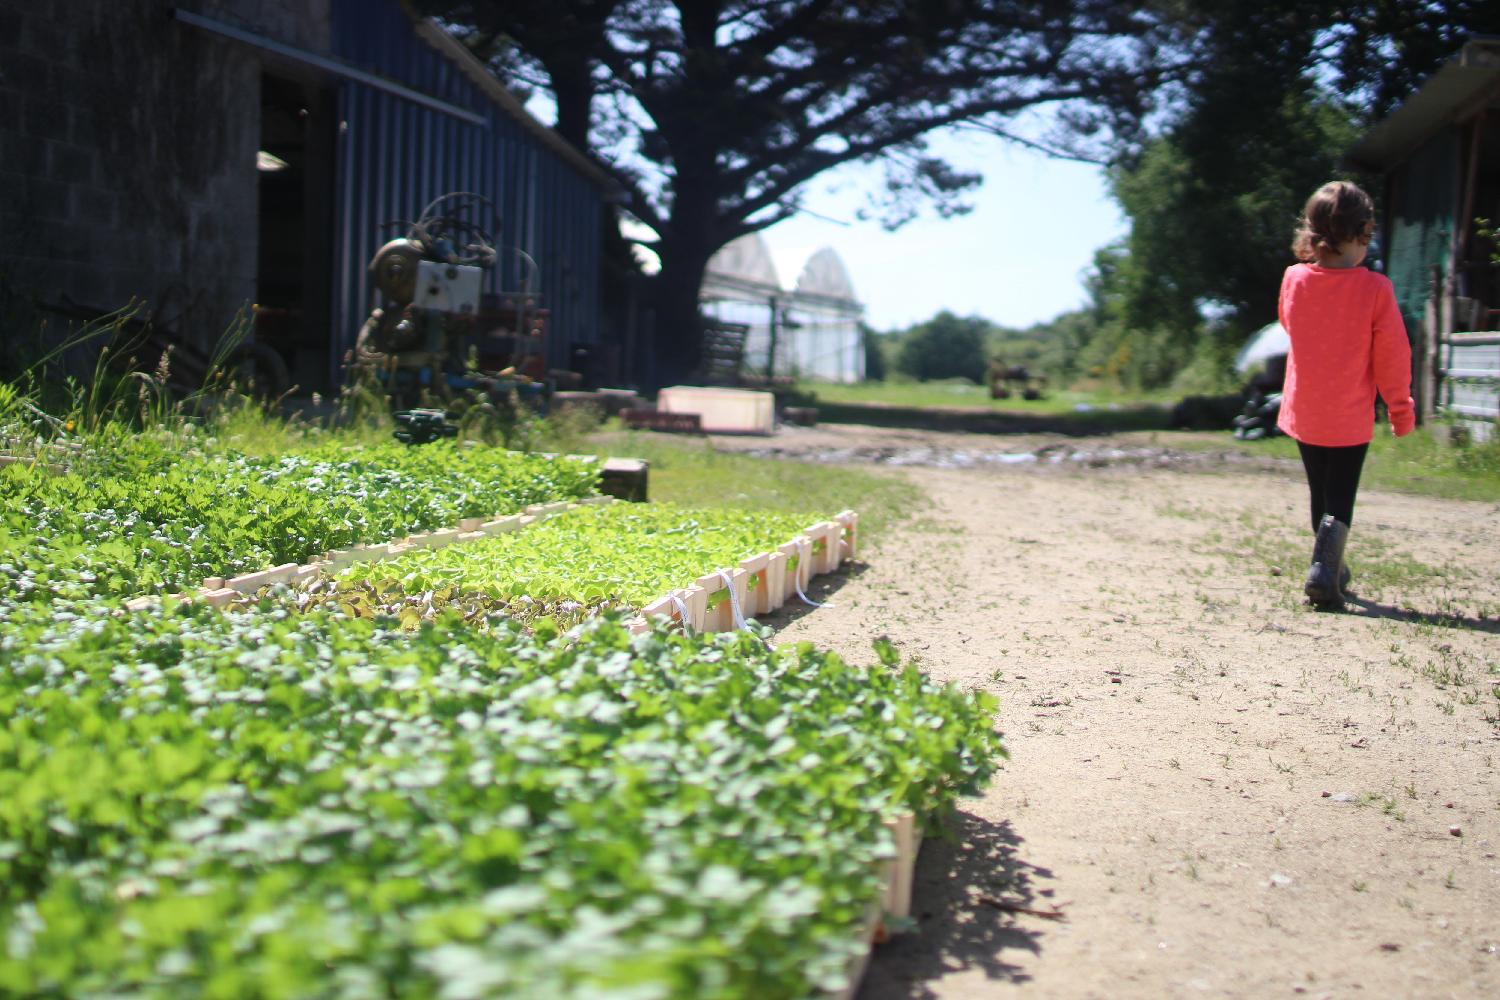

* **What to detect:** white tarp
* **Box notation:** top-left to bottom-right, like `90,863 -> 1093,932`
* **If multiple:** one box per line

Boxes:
1235,322 -> 1290,372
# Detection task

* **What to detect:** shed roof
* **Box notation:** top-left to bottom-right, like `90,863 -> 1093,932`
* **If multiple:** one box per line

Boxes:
705,233 -> 782,296
411,20 -> 617,194
1346,38 -> 1500,173
795,248 -> 855,300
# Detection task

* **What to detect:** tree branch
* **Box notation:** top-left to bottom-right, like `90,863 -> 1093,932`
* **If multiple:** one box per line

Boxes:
951,122 -> 1112,165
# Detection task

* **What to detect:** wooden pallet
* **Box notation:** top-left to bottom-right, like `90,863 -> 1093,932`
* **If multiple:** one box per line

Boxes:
620,409 -> 703,433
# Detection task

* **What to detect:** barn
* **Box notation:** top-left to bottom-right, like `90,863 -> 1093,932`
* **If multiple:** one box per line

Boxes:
0,0 -> 615,394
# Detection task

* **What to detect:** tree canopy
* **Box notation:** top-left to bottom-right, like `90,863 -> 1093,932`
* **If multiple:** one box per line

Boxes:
1069,0 -> 1500,388
895,311 -> 990,383
419,0 -> 1175,385
419,1 -> 1500,391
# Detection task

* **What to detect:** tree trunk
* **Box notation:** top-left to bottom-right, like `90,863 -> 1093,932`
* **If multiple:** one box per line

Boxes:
544,51 -> 592,149
647,244 -> 713,391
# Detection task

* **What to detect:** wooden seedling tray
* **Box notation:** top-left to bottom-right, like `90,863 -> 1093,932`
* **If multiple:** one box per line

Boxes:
830,811 -> 923,1000
627,510 -> 859,635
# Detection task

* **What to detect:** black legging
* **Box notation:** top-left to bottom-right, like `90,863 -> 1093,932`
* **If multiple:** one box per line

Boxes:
1296,441 -> 1369,532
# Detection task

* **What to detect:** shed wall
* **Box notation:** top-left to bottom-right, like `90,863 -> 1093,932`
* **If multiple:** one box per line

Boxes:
329,0 -> 605,381
1386,128 -> 1459,338
0,0 -> 605,389
0,1 -> 309,365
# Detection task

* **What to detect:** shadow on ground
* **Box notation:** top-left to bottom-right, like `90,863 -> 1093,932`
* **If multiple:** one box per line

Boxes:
1344,595 -> 1500,635
757,562 -> 867,631
804,399 -> 1173,437
858,811 -> 1052,999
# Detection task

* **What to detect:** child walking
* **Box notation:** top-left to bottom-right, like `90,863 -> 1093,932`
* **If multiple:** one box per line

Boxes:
1277,181 -> 1414,608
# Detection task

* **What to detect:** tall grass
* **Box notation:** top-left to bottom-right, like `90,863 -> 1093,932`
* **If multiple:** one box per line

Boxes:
0,308 -> 617,467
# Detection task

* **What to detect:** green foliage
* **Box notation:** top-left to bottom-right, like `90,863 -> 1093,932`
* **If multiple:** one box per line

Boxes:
894,311 -> 989,383
1047,0 -> 1500,392
0,434 -> 598,606
1207,423 -> 1500,502
339,503 -> 818,607
996,310 -> 1099,388
0,606 -> 1004,998
1474,218 -> 1500,268
1326,424 -> 1500,502
1108,95 -> 1361,340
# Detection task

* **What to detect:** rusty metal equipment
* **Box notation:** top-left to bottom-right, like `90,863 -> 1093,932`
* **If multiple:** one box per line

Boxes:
352,192 -> 549,405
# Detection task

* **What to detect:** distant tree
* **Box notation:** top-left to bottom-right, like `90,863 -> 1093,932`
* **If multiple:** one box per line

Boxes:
859,322 -> 887,382
1023,308 -> 1099,385
1111,93 -> 1359,331
417,1 -> 1176,386
896,311 -> 989,383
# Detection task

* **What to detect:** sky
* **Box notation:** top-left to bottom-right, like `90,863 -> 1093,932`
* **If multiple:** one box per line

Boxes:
531,91 -> 1129,336
756,126 -> 1128,333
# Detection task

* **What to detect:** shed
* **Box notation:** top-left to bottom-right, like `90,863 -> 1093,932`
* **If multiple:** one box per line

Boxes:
700,234 -> 866,384
0,0 -> 614,393
789,248 -> 864,384
1346,37 -> 1500,437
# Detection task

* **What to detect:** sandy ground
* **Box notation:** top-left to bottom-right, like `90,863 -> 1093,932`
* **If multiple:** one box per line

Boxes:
732,424 -> 1500,1000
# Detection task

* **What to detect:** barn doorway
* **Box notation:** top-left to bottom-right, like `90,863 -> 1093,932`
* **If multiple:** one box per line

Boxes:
256,72 -> 336,395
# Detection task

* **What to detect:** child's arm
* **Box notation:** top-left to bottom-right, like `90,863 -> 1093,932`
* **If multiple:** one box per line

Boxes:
1372,278 -> 1415,437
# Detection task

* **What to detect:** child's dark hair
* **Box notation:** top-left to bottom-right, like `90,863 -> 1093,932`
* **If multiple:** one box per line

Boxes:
1292,181 -> 1375,261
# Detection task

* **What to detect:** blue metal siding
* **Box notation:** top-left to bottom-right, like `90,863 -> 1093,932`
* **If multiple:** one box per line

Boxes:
328,0 -> 604,384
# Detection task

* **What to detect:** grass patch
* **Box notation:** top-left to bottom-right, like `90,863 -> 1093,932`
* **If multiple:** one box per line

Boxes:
1208,426 -> 1500,503
788,380 -> 1174,435
584,430 -> 926,544
794,379 -> 1177,415
1226,509 -> 1463,593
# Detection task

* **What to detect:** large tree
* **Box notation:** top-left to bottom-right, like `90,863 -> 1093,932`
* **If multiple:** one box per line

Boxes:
1086,0 -> 1500,386
420,1 -> 1174,386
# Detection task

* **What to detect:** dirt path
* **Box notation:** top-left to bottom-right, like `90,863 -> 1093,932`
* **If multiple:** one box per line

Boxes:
748,425 -> 1500,999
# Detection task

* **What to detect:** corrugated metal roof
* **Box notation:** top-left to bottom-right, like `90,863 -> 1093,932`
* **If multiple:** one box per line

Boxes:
1346,38 -> 1500,172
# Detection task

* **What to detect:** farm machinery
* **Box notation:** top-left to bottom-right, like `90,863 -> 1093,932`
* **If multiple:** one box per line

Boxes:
352,192 -> 550,413
988,360 -> 1047,401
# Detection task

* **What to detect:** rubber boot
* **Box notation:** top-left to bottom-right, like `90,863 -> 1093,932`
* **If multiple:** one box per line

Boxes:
1309,536 -> 1353,591
1304,515 -> 1349,608
1308,539 -> 1356,593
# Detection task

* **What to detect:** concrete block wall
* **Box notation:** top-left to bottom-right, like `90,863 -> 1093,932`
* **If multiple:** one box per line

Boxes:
0,1 -> 324,368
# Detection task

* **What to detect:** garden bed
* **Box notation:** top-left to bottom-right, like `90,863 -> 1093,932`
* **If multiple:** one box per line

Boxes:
200,501 -> 858,639
2,427 -> 996,998
0,608 -> 999,998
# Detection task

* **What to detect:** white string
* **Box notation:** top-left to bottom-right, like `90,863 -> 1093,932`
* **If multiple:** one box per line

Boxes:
793,535 -> 833,608
717,570 -> 749,631
669,591 -> 694,634
795,577 -> 831,608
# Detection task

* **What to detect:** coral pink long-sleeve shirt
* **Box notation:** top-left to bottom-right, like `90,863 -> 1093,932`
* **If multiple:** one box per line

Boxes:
1276,263 -> 1415,446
